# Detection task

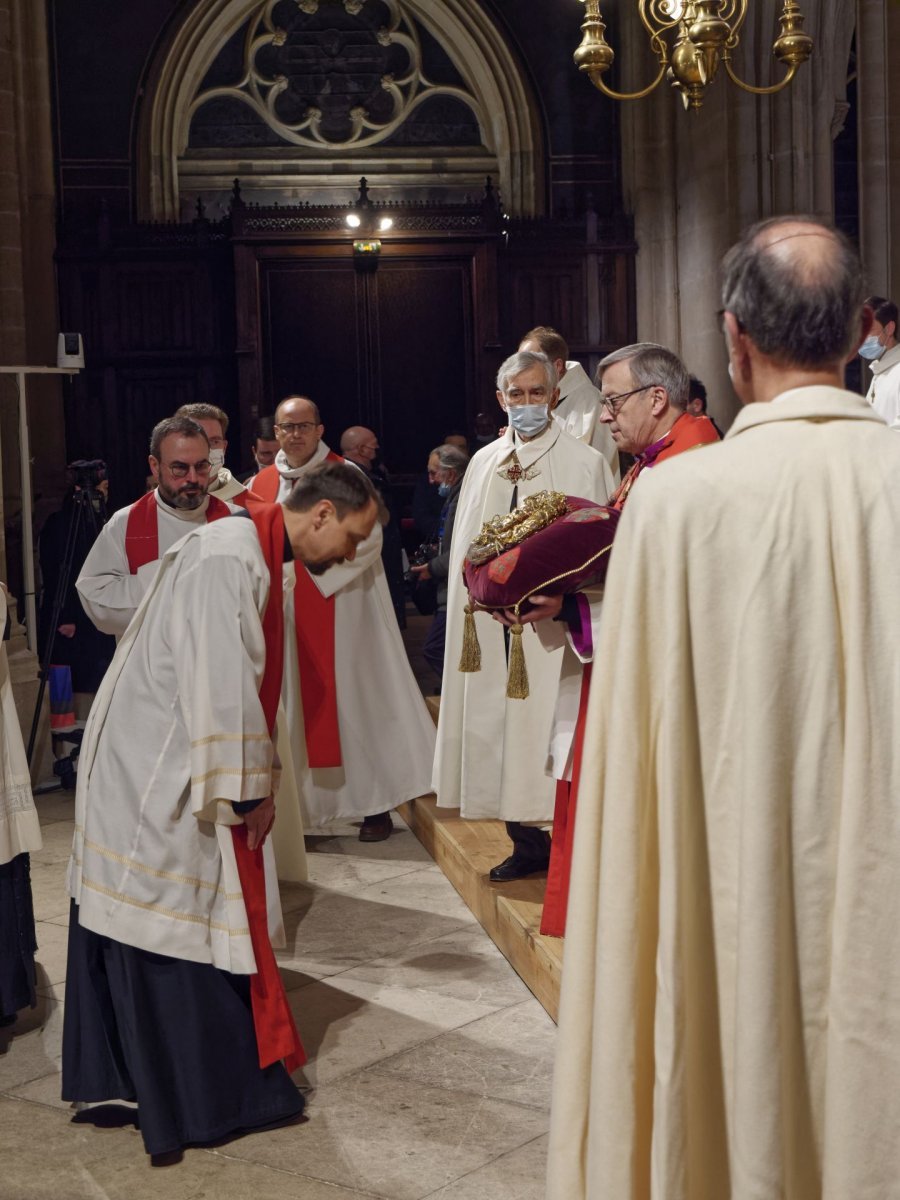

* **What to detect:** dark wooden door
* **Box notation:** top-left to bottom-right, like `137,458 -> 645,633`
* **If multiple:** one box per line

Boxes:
259,251 -> 476,473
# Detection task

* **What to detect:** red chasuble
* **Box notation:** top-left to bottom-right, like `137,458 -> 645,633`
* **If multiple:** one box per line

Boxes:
123,490 -> 232,572
247,459 -> 343,769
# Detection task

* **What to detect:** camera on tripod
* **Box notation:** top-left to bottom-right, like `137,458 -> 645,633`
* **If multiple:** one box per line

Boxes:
69,458 -> 107,496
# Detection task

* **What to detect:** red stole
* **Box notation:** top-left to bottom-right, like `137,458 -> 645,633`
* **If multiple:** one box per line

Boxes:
248,459 -> 343,769
230,501 -> 305,1072
123,490 -> 231,573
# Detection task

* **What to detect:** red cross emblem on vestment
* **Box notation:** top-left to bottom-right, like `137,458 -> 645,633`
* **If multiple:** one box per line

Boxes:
498,453 -> 539,484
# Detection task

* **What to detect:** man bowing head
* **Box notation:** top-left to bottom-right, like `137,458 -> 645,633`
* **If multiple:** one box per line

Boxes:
63,463 -> 377,1161
248,393 -> 437,844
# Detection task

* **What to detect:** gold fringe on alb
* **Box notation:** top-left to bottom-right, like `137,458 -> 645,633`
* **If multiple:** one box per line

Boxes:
458,604 -> 482,672
506,622 -> 529,699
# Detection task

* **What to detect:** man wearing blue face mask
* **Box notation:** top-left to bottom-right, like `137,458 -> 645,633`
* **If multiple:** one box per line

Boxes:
433,351 -> 615,881
860,295 -> 900,426
409,443 -> 469,680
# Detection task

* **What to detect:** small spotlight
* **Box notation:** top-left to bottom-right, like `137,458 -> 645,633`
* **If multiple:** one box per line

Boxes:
346,213 -> 361,229
378,216 -> 393,232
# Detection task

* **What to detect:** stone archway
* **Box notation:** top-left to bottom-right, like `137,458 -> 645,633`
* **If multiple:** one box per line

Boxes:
136,0 -> 545,220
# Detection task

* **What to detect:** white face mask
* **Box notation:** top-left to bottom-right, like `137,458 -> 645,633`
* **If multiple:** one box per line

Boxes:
727,361 -> 735,383
859,334 -> 884,361
507,403 -> 549,438
208,447 -> 225,473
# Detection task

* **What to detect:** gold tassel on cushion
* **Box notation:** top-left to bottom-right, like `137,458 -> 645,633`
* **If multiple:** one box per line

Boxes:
506,618 -> 529,699
458,603 -> 482,673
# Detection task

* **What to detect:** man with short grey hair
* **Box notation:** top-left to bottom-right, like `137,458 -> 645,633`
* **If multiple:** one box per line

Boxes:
433,350 -> 615,881
549,216 -> 900,1199
519,325 -> 620,482
409,443 -> 469,679
598,341 -> 718,506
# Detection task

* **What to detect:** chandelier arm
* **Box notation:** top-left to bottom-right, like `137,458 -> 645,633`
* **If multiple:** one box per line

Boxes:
583,61 -> 668,102
723,58 -> 799,96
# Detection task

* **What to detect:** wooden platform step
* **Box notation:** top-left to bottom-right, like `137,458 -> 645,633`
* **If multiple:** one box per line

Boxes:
397,793 -> 563,1022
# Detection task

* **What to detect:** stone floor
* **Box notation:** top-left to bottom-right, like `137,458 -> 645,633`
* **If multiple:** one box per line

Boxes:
0,791 -> 554,1199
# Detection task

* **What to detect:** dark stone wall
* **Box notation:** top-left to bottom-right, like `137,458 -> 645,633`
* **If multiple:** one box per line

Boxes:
482,0 -> 620,214
49,0 -> 180,224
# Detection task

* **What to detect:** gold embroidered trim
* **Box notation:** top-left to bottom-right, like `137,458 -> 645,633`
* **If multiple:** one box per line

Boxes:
81,877 -> 250,936
82,836 -> 242,898
191,733 -> 271,748
191,766 -> 269,785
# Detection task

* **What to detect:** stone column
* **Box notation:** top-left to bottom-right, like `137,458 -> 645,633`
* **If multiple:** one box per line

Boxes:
857,0 -> 900,301
612,0 -> 856,430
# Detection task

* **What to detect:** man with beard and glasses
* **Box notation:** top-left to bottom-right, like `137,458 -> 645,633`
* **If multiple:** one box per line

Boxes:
77,416 -> 241,637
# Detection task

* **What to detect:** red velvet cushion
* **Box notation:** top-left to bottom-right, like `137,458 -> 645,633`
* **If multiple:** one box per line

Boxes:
463,495 -> 620,614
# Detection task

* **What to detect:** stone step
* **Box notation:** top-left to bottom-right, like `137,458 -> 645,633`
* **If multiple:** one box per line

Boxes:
397,793 -> 563,1022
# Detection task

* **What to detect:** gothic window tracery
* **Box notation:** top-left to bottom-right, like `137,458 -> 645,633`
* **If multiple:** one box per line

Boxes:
139,0 -> 543,218
187,0 -> 485,152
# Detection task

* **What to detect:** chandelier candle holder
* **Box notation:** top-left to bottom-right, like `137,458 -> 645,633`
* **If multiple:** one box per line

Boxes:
574,0 -> 812,111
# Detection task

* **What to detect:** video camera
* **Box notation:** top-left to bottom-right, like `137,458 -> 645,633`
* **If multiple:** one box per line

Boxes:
68,458 -> 108,495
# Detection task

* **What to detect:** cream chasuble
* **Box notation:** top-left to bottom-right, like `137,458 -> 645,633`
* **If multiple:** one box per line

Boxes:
549,387 -> 900,1200
433,422 -> 614,821
67,517 -> 280,974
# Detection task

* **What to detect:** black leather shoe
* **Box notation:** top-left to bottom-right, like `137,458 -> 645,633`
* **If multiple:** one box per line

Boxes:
359,812 -> 393,842
489,852 -> 550,882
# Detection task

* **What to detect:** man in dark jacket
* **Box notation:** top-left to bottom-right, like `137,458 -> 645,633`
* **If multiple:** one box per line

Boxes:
409,443 -> 469,681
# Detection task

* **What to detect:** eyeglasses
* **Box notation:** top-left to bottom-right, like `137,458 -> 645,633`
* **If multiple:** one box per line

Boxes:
600,385 -> 652,416
164,460 -> 211,478
275,422 -> 318,436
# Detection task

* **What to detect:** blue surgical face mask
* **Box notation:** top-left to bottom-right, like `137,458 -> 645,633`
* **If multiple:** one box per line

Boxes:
859,334 -> 885,361
437,482 -> 451,497
507,403 -> 549,438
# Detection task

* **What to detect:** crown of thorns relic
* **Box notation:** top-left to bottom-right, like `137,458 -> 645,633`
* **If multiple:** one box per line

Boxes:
459,491 -> 620,700
466,491 -> 569,566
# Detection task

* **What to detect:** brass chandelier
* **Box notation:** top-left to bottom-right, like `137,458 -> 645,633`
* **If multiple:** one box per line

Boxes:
574,1 -> 813,111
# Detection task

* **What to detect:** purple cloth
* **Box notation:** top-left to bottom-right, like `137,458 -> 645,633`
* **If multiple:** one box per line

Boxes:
568,592 -> 594,660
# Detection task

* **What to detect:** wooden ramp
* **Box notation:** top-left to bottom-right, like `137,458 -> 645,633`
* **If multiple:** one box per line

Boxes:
396,793 -> 563,1022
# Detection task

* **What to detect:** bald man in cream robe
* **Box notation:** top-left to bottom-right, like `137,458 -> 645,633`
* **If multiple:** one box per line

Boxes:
549,217 -> 900,1200
249,434 -> 435,835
